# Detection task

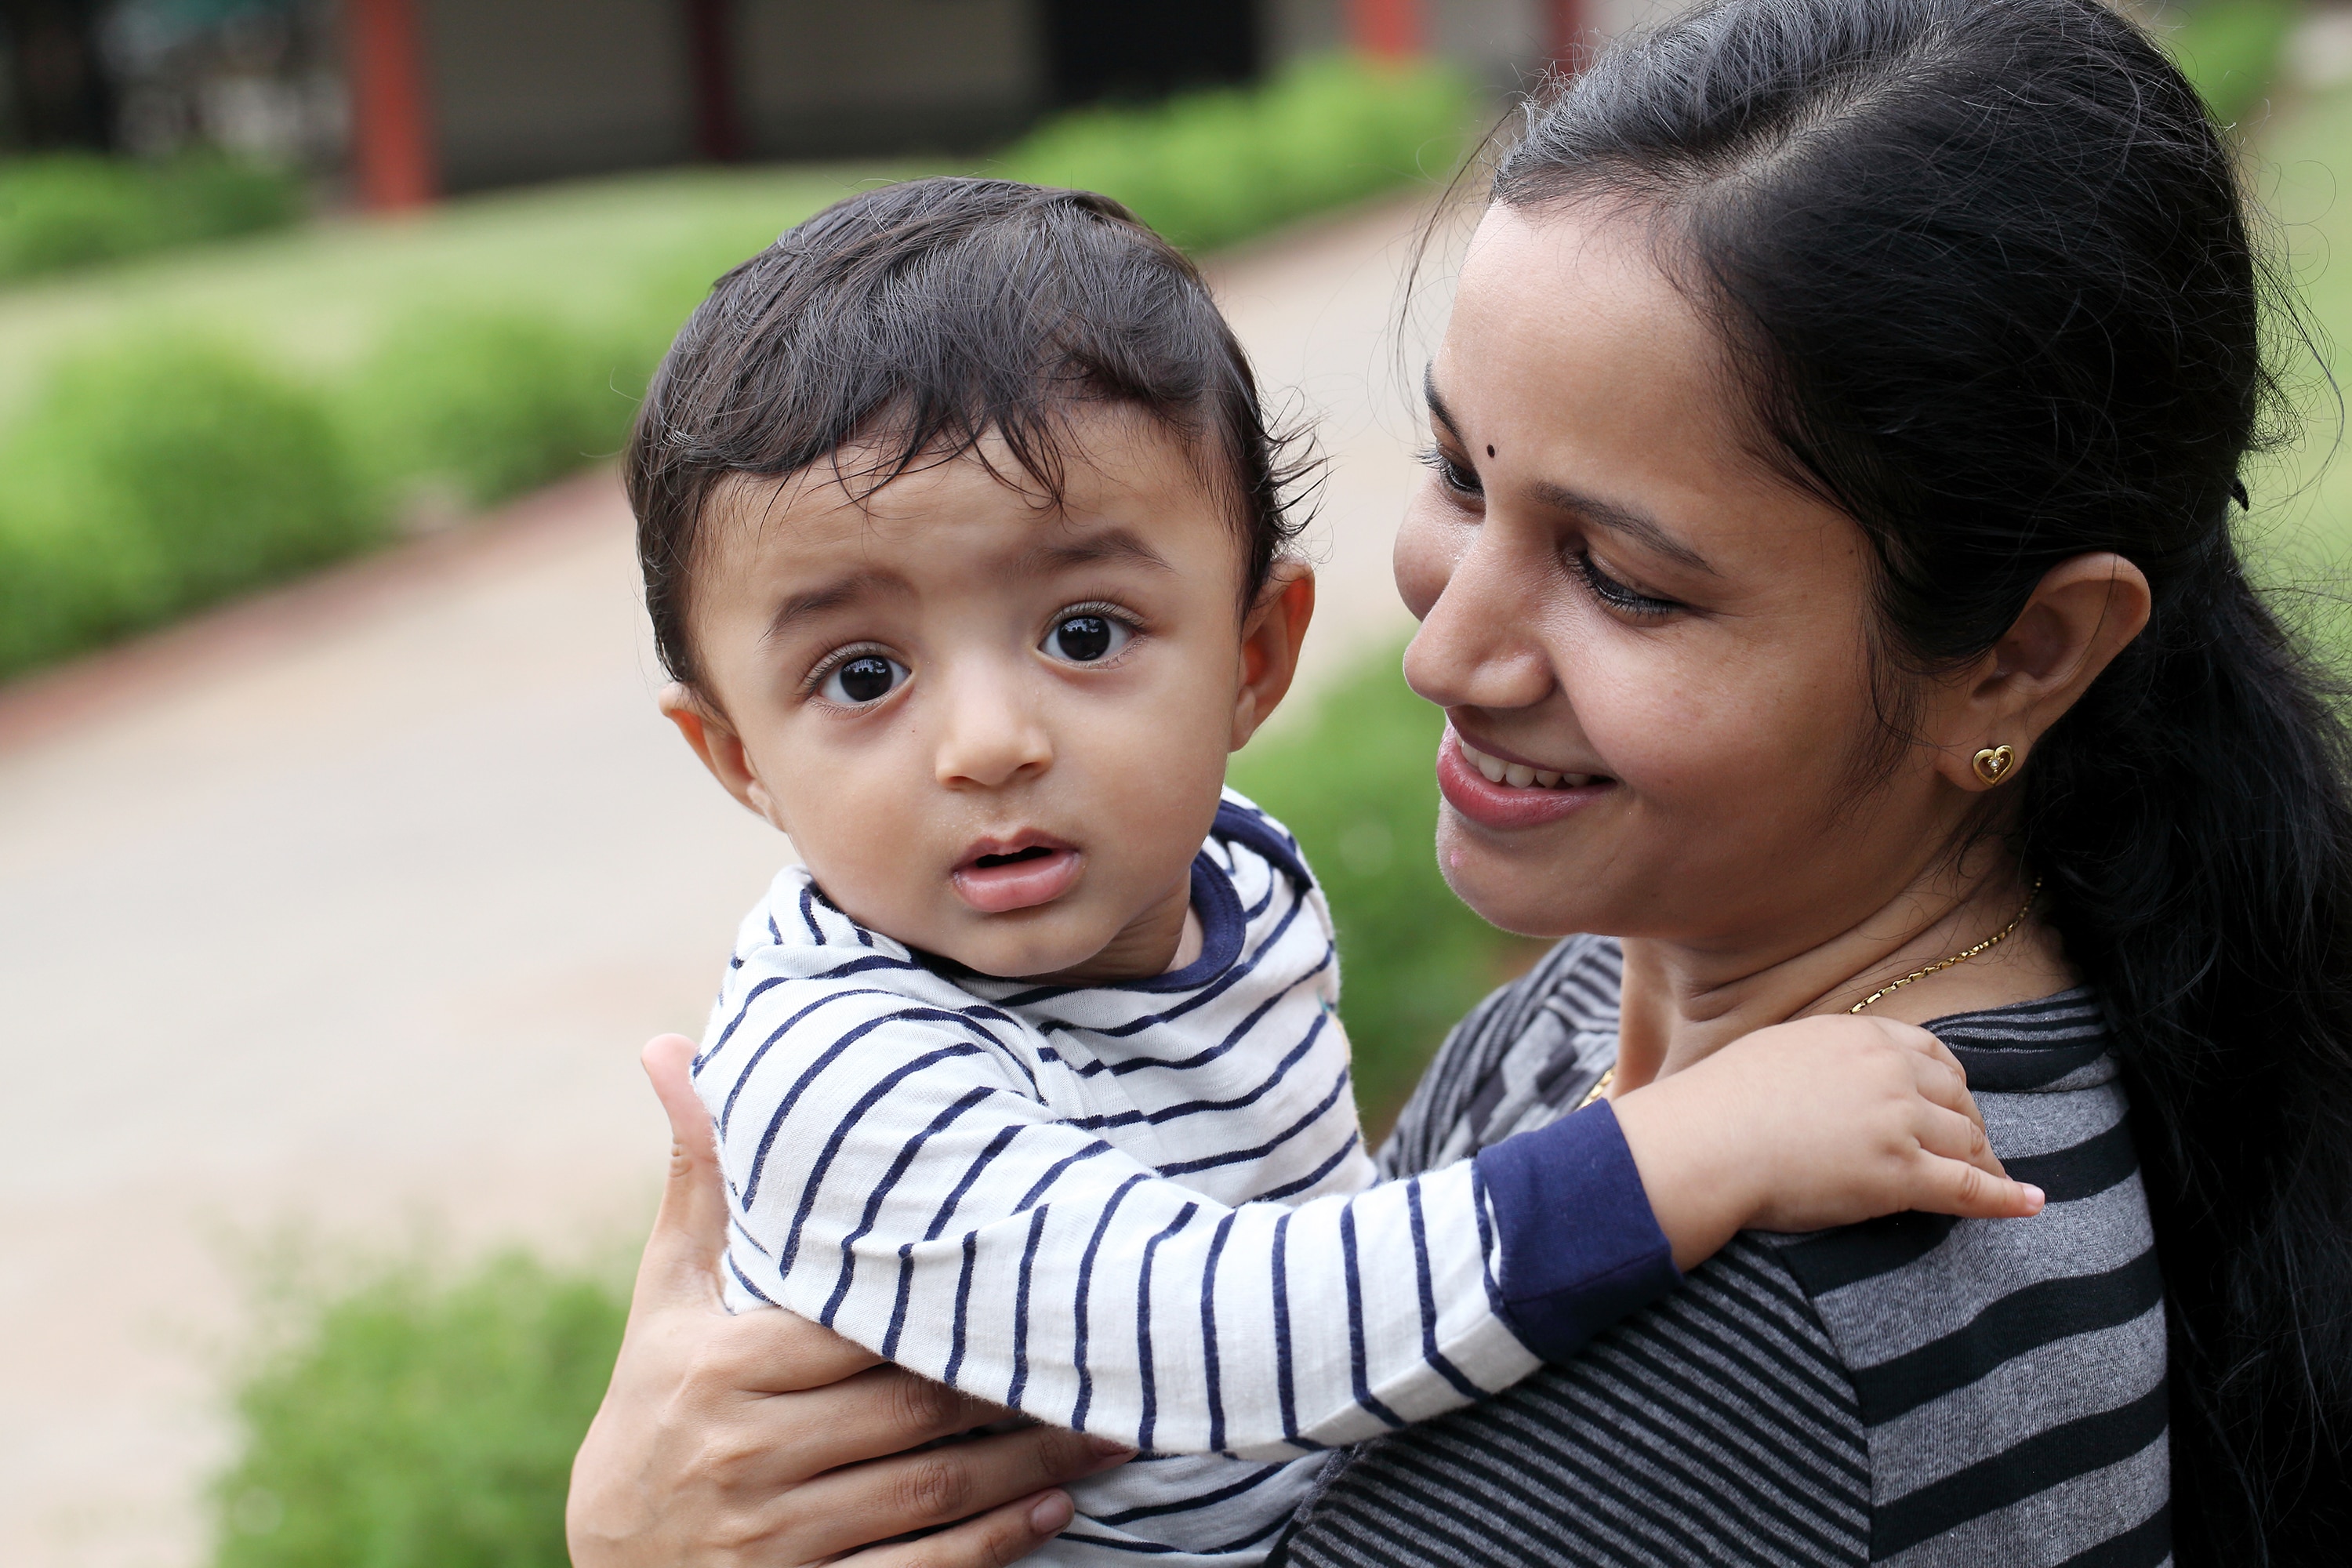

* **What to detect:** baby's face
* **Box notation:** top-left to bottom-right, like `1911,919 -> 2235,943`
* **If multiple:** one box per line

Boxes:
673,408 -> 1308,981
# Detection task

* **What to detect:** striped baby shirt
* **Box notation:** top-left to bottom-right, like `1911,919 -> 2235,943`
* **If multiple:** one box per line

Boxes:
1270,935 -> 2170,1567
695,795 -> 1679,1566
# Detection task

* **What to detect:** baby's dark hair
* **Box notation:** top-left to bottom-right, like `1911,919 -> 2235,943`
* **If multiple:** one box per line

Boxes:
626,176 -> 1311,691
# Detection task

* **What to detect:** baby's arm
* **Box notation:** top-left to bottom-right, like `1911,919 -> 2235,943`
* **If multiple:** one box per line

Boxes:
1606,1014 -> 2045,1271
703,997 -> 1675,1460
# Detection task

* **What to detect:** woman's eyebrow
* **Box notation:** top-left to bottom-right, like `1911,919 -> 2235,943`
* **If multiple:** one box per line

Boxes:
1528,479 -> 1719,575
1422,364 -> 1462,437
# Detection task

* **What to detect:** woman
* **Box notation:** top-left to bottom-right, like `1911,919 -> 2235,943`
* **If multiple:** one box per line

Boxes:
568,0 -> 2352,1560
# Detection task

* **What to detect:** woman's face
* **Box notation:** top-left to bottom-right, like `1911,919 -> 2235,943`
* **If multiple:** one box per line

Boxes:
1400,203 -> 1958,951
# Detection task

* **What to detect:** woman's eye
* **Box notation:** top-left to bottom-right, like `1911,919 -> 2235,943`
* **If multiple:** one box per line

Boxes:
1418,445 -> 1483,498
1575,554 -> 1680,618
819,654 -> 909,705
1044,614 -> 1131,664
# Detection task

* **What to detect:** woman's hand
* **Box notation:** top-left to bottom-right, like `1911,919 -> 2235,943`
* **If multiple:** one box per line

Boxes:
1611,1015 -> 2044,1270
566,1035 -> 1131,1568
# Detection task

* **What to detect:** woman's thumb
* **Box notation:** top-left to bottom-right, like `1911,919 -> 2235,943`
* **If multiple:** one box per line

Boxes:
634,1033 -> 728,1312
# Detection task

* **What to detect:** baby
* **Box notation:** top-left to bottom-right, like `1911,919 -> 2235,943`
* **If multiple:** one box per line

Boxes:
628,178 -> 2034,1564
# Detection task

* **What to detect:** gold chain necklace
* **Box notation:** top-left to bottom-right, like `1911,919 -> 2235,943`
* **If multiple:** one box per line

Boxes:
1847,879 -> 2042,1015
1572,877 -> 2043,1111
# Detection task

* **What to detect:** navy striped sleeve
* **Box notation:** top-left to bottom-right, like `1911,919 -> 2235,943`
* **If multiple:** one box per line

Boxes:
1473,1100 -> 1679,1362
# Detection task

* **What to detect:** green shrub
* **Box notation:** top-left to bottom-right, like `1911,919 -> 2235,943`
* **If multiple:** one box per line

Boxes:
211,1251 -> 626,1568
0,336 -> 369,675
2166,0 -> 2302,128
344,306 -> 650,510
0,152 -> 303,283
1231,644 -> 1534,1122
1004,53 -> 1477,252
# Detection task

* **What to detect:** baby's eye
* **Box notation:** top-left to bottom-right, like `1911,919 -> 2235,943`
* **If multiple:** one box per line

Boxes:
819,654 -> 909,705
1043,614 -> 1131,664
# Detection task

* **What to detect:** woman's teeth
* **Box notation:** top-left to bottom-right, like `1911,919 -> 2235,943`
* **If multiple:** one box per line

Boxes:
1457,736 -> 1592,790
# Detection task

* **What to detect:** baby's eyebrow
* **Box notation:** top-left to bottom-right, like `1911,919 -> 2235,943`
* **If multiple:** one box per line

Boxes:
1017,527 -> 1176,576
764,572 -> 894,641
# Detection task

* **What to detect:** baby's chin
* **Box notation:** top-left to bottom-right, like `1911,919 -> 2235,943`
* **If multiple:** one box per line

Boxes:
928,905 -> 1130,984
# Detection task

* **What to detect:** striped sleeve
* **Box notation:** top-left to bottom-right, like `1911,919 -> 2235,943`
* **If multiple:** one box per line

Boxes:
699,962 -> 1545,1458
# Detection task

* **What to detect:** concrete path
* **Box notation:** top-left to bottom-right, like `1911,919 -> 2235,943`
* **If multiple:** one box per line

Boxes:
0,193 -> 1442,1568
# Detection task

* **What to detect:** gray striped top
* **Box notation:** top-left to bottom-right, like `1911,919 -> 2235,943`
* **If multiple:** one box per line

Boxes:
1268,935 -> 2171,1567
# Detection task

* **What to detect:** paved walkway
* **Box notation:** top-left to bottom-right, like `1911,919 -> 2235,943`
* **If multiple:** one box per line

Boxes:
0,194 -> 1442,1568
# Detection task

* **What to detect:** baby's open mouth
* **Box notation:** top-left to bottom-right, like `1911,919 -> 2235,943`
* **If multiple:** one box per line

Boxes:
952,834 -> 1083,914
974,845 -> 1056,869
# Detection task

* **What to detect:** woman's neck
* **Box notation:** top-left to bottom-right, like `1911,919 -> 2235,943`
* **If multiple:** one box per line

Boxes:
1612,853 -> 2070,1091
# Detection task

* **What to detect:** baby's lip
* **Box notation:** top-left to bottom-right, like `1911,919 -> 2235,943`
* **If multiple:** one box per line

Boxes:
951,832 -> 1083,914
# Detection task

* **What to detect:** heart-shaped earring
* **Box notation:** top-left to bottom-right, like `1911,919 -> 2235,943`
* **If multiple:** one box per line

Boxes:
1973,745 -> 2016,786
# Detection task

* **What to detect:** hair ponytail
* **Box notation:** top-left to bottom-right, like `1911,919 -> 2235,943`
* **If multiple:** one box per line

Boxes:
1494,0 -> 2352,1556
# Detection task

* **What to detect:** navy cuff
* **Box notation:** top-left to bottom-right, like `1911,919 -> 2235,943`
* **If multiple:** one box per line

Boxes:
1473,1099 -> 1681,1363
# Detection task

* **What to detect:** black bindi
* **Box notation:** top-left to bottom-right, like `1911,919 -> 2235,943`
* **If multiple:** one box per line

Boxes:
1486,445 -> 1496,457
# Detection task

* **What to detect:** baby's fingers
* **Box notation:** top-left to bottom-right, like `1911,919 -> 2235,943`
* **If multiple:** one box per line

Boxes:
1910,1101 -> 2008,1179
1908,1152 -> 2045,1220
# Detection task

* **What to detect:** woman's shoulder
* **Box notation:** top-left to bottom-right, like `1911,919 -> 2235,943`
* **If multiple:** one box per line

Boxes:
1753,985 -> 2169,1563
1378,935 -> 1624,1177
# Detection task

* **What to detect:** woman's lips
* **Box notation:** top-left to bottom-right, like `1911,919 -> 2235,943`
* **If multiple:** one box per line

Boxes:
1436,726 -> 1614,830
949,838 -> 1083,914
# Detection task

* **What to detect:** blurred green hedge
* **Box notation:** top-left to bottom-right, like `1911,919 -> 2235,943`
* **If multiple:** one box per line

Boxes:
211,1252 -> 626,1568
0,152 -> 303,282
1004,53 -> 1475,252
0,53 -> 1472,684
0,337 -> 370,673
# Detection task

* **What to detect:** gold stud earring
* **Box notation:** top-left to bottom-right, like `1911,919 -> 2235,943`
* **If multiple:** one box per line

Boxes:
1973,745 -> 2017,786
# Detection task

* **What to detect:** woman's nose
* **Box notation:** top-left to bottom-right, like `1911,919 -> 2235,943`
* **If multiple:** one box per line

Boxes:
932,663 -> 1054,790
1401,525 -> 1555,714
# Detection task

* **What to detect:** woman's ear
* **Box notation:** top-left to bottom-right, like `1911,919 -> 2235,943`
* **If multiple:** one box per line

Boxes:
1934,553 -> 2152,792
658,683 -> 789,831
1230,562 -> 1316,752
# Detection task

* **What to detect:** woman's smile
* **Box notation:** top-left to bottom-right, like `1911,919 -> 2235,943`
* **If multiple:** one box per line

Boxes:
1438,724 -> 1616,831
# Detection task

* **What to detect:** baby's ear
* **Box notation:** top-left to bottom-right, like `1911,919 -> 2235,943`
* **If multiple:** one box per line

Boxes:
659,683 -> 786,829
1232,562 -> 1316,751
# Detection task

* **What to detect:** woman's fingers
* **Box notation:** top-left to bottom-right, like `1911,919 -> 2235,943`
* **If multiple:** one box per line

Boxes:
848,1489 -> 1075,1568
785,1424 -> 1131,1563
704,1305 -> 884,1396
635,1033 -> 732,1316
760,1364 -> 1011,1479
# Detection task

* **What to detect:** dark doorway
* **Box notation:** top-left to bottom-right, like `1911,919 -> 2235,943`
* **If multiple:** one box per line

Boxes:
1042,0 -> 1260,106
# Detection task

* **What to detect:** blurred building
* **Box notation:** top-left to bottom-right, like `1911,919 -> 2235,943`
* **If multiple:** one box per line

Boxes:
0,0 -> 1683,204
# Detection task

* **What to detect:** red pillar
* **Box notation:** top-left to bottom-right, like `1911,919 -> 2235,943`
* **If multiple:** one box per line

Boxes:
684,0 -> 744,162
1546,0 -> 1591,71
1346,0 -> 1423,60
346,0 -> 436,210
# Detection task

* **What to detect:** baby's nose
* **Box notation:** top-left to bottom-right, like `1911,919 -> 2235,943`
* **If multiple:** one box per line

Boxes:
933,676 -> 1054,789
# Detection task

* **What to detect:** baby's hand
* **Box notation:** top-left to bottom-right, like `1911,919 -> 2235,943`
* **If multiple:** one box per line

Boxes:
1610,1014 -> 2044,1271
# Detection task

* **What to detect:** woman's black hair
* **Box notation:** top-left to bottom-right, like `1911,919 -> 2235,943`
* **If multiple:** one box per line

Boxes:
627,176 -> 1308,691
1493,0 -> 2352,1557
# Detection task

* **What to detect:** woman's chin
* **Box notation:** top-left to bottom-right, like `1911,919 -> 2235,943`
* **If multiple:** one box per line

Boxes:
1434,807 -> 1593,940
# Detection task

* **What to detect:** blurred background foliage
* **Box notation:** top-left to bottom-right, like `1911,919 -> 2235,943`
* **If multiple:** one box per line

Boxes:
0,151 -> 303,280
210,1252 -> 626,1568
